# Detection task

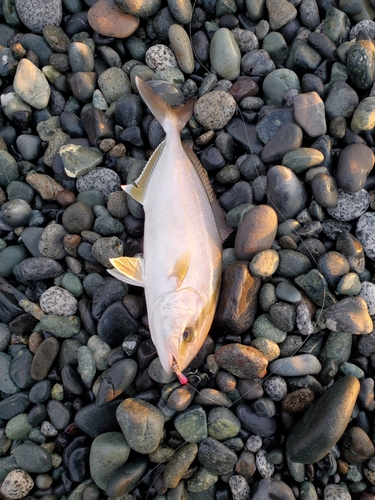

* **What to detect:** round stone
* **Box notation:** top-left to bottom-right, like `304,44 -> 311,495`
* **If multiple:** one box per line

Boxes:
235,205 -> 278,260
87,0 -> 139,38
249,249 -> 279,277
40,286 -> 78,316
337,143 -> 374,193
1,469 -> 34,499
194,90 -> 236,130
327,189 -> 370,221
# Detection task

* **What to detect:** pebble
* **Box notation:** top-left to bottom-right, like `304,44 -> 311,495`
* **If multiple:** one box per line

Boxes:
210,28 -> 241,80
87,0 -> 139,38
116,398 -> 164,453
327,189 -> 370,221
337,143 -> 374,193
323,297 -> 373,334
356,212 -> 375,260
1,469 -> 34,499
13,441 -> 52,473
229,474 -> 251,500
163,443 -> 198,488
286,376 -> 360,463
293,91 -> 327,137
14,58 -> 51,109
252,478 -> 295,500
198,437 -> 237,475
194,90 -> 236,130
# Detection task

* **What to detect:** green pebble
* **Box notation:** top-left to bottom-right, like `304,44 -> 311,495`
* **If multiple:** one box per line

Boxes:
319,330 -> 352,365
300,480 -> 318,500
0,245 -> 28,277
267,448 -> 284,465
76,189 -> 105,208
51,383 -> 64,400
29,427 -> 47,444
38,314 -> 81,338
187,467 -> 218,492
282,148 -> 324,173
349,481 -> 368,493
351,96 -> 375,132
262,32 -> 288,65
207,407 -> 241,441
174,405 -> 208,443
226,203 -> 254,228
0,150 -> 19,187
251,337 -> 280,361
5,413 -> 32,439
215,165 -> 241,185
252,314 -> 287,343
340,361 -> 364,380
6,180 -> 34,203
336,273 -> 362,295
61,272 -> 83,298
294,269 -> 337,307
124,36 -> 147,61
346,464 -> 363,483
152,68 -> 185,89
93,216 -> 124,236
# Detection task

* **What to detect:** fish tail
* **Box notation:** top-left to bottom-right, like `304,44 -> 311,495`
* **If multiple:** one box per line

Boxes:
135,76 -> 196,135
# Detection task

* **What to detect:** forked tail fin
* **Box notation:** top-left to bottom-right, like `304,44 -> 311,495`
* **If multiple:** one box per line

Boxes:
135,76 -> 196,136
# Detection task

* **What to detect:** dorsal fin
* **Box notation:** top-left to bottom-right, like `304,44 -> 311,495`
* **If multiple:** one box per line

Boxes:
122,141 -> 165,204
182,143 -> 233,242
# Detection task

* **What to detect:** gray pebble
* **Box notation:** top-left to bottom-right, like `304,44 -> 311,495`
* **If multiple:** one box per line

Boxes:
327,189 -> 370,221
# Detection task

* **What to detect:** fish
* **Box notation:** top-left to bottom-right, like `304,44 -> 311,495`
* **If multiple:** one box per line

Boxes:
108,77 -> 232,383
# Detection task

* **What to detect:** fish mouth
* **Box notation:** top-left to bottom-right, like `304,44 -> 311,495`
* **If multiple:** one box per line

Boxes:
172,357 -> 188,385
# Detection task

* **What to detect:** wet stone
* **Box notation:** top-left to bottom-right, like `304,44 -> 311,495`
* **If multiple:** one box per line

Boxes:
293,91 -> 327,137
215,261 -> 261,334
198,437 -> 237,475
31,337 -> 60,381
116,398 -> 164,454
286,376 -> 360,463
163,443 -> 198,489
236,405 -> 277,437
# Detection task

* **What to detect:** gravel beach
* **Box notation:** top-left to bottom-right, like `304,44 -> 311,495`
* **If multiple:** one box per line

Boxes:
0,0 -> 375,499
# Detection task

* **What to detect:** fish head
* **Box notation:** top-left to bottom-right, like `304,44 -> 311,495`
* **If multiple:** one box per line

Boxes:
150,287 -> 217,382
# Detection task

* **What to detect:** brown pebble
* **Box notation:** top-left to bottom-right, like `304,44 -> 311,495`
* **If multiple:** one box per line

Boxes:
31,337 -> 60,381
99,138 -> 116,152
229,76 -> 259,102
10,42 -> 26,60
341,426 -> 375,464
337,458 -> 349,475
235,450 -> 256,480
25,172 -> 65,200
56,189 -> 76,207
87,0 -> 139,38
215,371 -> 237,392
167,385 -> 195,411
109,143 -> 126,157
214,343 -> 268,379
29,332 -> 44,353
281,388 -> 315,413
63,234 -> 82,258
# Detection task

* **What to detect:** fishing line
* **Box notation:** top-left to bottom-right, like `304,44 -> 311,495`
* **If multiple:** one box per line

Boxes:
128,2 -> 332,496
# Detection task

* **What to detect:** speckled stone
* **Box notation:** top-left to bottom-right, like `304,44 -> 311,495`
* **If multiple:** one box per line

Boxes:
356,212 -> 375,260
194,90 -> 237,130
76,167 -> 121,201
1,469 -> 34,499
145,44 -> 178,71
15,0 -> 62,34
327,189 -> 370,221
40,286 -> 78,316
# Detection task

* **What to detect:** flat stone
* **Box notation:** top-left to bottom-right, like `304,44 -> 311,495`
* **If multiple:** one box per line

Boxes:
214,343 -> 268,379
286,376 -> 360,463
266,0 -> 297,30
88,0 -> 139,38
293,91 -> 326,137
323,297 -> 373,334
14,59 -> 50,109
215,262 -> 261,334
261,123 -> 303,163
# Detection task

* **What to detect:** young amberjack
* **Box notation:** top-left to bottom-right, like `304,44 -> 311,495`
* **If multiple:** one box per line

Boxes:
108,77 -> 232,383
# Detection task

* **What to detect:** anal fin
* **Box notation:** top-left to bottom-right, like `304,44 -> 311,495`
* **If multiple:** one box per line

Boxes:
108,256 -> 145,287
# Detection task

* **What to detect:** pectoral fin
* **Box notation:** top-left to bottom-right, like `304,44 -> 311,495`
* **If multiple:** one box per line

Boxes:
170,252 -> 191,288
108,256 -> 145,287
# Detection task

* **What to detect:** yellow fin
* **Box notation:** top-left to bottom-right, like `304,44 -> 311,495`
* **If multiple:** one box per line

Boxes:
170,252 -> 191,288
108,257 -> 145,287
123,141 -> 165,205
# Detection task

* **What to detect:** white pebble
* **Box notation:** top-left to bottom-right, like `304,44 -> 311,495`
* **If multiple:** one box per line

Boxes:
41,420 -> 58,437
1,469 -> 34,499
145,44 -> 178,71
324,484 -> 351,500
296,303 -> 314,335
358,281 -> 375,315
256,448 -> 274,478
245,434 -> 262,452
229,474 -> 251,500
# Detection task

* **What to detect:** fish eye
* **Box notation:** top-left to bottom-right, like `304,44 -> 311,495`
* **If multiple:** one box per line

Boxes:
183,329 -> 196,342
